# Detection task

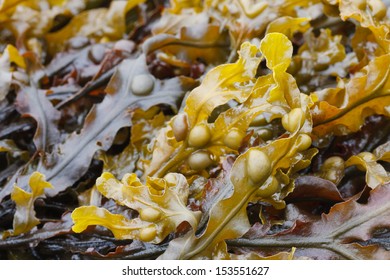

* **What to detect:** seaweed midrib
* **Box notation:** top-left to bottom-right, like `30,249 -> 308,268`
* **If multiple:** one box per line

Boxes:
314,89 -> 390,127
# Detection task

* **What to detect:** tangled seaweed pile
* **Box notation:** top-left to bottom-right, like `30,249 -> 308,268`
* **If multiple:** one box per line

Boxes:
0,0 -> 389,259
